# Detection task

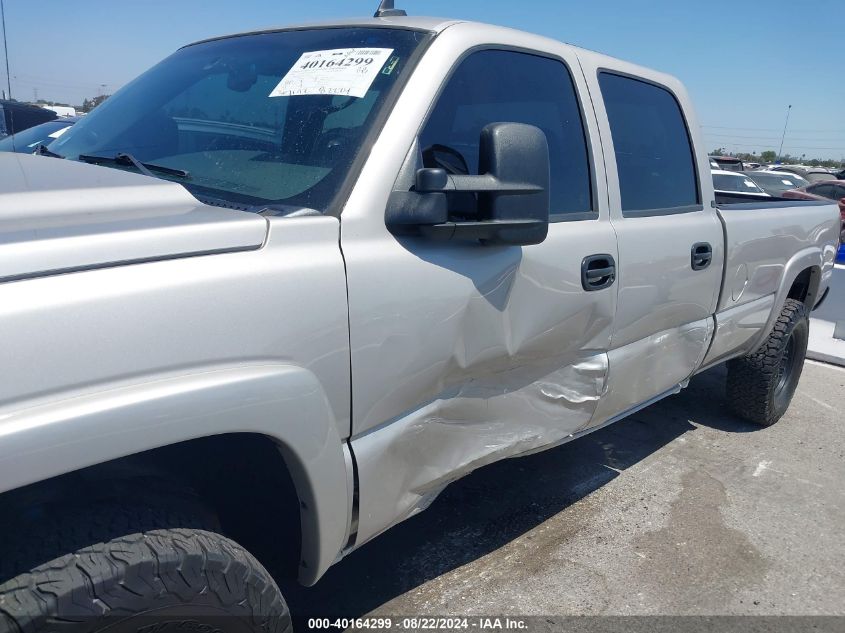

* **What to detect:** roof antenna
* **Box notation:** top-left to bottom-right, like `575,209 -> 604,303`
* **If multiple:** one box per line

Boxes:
374,0 -> 407,17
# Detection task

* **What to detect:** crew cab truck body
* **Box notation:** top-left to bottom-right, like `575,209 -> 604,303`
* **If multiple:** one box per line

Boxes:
0,15 -> 839,630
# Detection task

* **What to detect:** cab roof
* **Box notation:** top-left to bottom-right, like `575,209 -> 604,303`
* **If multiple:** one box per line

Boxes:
184,15 -> 677,90
188,16 -> 463,47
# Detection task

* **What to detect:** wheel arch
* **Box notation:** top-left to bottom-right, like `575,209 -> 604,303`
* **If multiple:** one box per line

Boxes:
0,363 -> 351,585
748,247 -> 823,354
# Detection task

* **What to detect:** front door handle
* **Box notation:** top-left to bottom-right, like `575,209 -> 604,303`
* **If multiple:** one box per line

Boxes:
582,254 -> 616,291
691,242 -> 712,271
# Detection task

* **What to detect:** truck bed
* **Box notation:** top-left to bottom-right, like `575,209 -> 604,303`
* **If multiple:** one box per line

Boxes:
700,195 -> 840,368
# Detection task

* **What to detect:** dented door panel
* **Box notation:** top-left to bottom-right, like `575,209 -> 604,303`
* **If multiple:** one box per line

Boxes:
592,317 -> 714,426
339,24 -> 623,548
346,221 -> 617,546
352,348 -> 609,546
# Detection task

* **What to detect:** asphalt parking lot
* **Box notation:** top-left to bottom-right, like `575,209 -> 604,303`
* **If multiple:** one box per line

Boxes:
282,359 -> 844,618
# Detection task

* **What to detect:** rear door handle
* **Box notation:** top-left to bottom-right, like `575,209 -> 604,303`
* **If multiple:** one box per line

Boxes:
691,242 -> 712,271
582,254 -> 616,291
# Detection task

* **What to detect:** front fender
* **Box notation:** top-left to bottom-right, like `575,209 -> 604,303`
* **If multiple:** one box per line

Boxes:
0,363 -> 349,585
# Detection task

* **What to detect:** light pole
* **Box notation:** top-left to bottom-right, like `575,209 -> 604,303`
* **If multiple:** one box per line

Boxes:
0,0 -> 11,101
777,104 -> 792,161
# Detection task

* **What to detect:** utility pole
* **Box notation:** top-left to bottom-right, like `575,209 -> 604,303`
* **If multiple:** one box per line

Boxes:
1,0 -> 11,101
777,104 -> 792,160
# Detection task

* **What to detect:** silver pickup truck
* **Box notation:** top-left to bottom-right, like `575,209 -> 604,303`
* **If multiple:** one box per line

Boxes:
0,10 -> 839,632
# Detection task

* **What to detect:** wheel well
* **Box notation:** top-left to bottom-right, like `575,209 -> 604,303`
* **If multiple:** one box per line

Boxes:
0,434 -> 302,583
786,266 -> 819,308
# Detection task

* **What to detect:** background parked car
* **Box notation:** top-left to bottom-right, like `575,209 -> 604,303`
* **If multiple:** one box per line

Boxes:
0,100 -> 57,139
40,105 -> 76,118
710,155 -> 744,171
0,117 -> 78,154
782,180 -> 845,213
745,170 -> 809,196
711,169 -> 769,196
768,165 -> 809,178
782,181 -> 845,258
805,170 -> 837,183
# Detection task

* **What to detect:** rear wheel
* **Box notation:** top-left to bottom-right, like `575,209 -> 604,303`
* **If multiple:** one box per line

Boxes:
726,298 -> 809,426
0,498 -> 291,633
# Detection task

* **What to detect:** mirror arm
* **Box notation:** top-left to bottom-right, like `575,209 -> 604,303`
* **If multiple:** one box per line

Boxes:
419,219 -> 547,242
415,171 -> 543,195
447,174 -> 543,195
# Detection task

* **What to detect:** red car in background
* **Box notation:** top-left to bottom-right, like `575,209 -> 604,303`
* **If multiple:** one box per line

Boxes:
783,181 -> 845,262
782,180 -> 845,220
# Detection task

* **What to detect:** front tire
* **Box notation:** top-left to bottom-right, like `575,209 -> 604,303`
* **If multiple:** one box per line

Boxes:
0,517 -> 290,633
726,298 -> 809,426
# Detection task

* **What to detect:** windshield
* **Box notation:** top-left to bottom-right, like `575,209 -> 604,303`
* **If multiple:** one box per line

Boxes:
51,28 -> 428,212
746,171 -> 807,194
0,119 -> 75,153
713,173 -> 765,193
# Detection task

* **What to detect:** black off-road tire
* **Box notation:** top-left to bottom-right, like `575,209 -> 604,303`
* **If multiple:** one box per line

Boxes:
0,502 -> 291,633
726,298 -> 809,426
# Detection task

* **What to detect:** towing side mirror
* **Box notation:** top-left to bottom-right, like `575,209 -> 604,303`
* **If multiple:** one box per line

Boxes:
386,122 -> 550,246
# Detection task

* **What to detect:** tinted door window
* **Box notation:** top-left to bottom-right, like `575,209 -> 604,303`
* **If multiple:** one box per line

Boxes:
599,72 -> 699,213
420,50 -> 593,218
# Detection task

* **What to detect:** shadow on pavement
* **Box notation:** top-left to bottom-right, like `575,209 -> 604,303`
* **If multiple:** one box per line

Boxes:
279,365 -> 754,618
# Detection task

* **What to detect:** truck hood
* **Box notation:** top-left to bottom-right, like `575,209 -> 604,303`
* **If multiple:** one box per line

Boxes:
0,153 -> 268,282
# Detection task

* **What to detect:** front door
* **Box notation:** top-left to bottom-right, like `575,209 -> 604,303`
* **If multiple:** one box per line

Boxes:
341,40 -> 619,546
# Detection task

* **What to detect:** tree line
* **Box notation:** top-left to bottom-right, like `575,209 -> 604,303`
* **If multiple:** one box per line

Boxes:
711,148 -> 843,169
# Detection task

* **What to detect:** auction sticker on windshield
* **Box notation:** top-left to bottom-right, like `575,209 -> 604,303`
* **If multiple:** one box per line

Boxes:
270,48 -> 394,98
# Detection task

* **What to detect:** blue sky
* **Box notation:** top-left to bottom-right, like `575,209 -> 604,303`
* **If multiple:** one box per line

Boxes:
2,0 -> 842,159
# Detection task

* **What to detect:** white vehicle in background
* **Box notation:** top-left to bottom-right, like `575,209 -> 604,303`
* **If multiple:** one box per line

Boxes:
711,169 -> 770,197
745,170 -> 809,197
38,105 -> 76,118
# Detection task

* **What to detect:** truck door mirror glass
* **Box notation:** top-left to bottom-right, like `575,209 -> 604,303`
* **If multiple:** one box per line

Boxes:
386,122 -> 550,246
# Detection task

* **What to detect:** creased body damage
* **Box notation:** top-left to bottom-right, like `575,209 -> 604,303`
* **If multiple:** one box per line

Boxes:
592,318 -> 714,425
351,352 -> 608,546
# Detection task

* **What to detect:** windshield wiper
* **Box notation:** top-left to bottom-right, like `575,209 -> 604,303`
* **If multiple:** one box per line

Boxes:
34,144 -> 64,158
78,153 -> 190,179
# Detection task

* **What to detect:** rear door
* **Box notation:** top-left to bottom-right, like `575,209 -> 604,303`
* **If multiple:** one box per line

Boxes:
341,33 -> 618,546
578,57 -> 724,423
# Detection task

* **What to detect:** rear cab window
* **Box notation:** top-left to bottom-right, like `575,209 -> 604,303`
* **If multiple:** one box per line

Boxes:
598,72 -> 700,216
